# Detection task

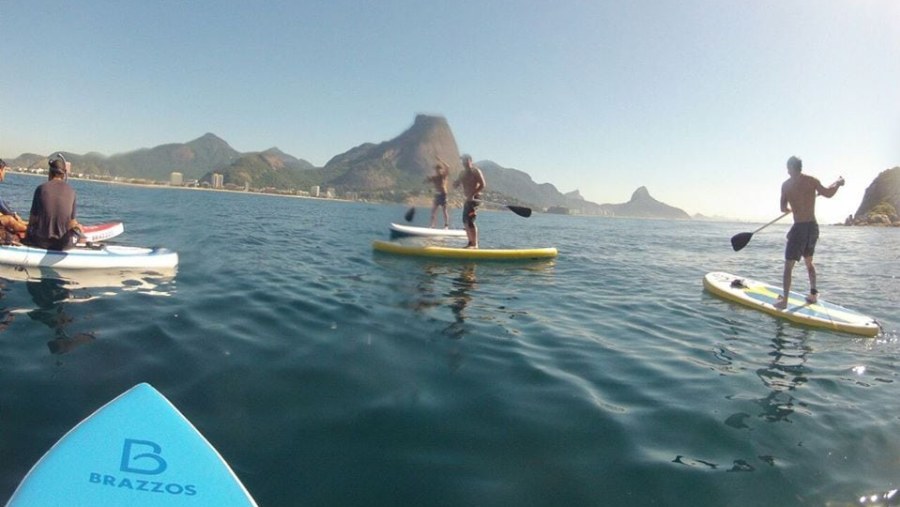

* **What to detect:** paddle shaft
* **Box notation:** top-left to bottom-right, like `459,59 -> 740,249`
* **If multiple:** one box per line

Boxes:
751,211 -> 791,234
730,212 -> 790,251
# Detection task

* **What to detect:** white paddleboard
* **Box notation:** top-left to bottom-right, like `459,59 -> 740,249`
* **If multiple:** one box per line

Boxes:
389,222 -> 467,238
6,383 -> 257,506
703,271 -> 880,337
0,244 -> 178,270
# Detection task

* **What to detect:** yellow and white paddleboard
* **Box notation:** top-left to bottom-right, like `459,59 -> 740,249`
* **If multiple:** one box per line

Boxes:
703,271 -> 880,337
372,240 -> 557,261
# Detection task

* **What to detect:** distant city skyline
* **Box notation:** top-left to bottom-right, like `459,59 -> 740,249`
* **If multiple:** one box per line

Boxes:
2,1 -> 898,223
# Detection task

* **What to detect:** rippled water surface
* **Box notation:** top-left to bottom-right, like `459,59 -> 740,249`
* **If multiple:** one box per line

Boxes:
1,174 -> 898,506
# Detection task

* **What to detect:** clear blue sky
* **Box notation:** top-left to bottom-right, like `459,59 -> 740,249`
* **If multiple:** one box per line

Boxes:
2,0 -> 898,222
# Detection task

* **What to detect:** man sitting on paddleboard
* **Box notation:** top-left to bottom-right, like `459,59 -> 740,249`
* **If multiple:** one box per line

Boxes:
453,154 -> 486,248
774,155 -> 844,310
24,156 -> 82,251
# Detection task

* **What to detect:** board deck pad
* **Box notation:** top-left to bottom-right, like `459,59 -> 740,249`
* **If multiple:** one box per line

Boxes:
7,383 -> 257,506
703,271 -> 879,337
389,222 -> 467,238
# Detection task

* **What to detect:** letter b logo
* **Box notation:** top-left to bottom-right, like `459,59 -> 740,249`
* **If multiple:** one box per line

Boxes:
120,439 -> 168,475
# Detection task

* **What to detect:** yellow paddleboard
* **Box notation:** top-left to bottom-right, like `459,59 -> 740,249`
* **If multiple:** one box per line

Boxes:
372,240 -> 557,261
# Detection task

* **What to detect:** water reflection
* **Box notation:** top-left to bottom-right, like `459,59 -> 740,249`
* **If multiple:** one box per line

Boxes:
0,264 -> 176,355
377,254 -> 555,350
408,262 -> 478,339
24,276 -> 95,354
754,322 -> 812,423
0,278 -> 14,333
443,263 -> 477,339
0,264 -> 176,293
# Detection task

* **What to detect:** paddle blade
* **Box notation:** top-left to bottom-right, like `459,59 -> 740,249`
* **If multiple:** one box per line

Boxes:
404,207 -> 415,222
508,205 -> 532,218
730,232 -> 753,251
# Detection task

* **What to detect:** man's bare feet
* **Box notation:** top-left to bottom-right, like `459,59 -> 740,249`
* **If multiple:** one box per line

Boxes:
773,296 -> 788,310
805,292 -> 818,304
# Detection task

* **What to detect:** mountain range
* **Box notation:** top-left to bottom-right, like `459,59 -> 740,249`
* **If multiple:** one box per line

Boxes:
6,115 -> 693,218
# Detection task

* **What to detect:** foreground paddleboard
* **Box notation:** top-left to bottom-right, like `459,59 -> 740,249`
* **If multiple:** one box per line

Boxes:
0,244 -> 178,269
7,383 -> 257,506
389,222 -> 467,238
373,240 -> 557,260
703,271 -> 879,337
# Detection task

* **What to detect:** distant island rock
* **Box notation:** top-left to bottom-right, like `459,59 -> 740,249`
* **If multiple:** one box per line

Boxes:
4,114 -> 689,219
844,167 -> 900,226
600,186 -> 691,219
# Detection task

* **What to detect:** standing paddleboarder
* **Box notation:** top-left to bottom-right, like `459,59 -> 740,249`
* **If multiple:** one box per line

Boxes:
453,154 -> 486,249
774,156 -> 844,310
425,160 -> 450,229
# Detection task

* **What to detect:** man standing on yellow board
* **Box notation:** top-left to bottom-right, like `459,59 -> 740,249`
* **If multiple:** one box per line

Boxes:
774,156 -> 844,310
453,154 -> 486,249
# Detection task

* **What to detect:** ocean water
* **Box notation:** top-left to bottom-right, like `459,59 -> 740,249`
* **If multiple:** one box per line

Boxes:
1,173 -> 898,506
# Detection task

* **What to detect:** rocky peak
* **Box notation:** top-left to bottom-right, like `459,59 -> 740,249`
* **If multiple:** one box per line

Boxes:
603,186 -> 690,219
848,167 -> 900,226
630,186 -> 652,202
323,114 -> 462,190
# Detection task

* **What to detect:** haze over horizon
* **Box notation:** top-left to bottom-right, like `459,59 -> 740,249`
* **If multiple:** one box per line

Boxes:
2,1 -> 898,223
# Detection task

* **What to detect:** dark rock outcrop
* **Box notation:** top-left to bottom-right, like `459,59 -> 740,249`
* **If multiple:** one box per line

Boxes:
846,167 -> 900,226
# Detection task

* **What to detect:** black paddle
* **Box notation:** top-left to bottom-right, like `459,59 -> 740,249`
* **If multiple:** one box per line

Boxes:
475,200 -> 532,218
730,212 -> 790,251
404,207 -> 415,222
